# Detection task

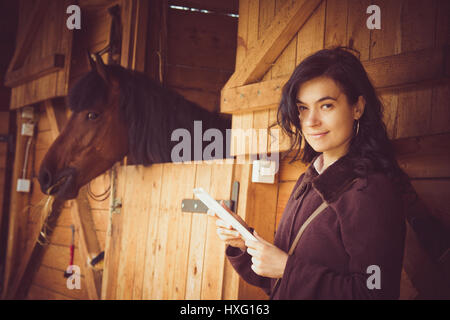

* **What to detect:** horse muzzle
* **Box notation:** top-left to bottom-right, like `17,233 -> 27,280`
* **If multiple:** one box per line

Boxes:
38,167 -> 79,200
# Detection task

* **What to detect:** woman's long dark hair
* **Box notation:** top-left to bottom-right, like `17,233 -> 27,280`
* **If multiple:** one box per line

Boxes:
277,46 -> 409,193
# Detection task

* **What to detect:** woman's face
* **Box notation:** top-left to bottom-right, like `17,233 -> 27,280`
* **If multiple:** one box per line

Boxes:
296,76 -> 364,161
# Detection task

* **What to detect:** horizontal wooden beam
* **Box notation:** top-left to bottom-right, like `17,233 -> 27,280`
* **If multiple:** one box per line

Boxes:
393,132 -> 450,179
222,77 -> 287,114
365,46 -> 450,89
221,47 -> 450,114
223,0 -> 323,89
4,54 -> 65,88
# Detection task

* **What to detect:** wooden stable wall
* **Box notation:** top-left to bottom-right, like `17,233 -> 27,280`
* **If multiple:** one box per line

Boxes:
3,0 -> 448,300
164,2 -> 238,113
223,0 -> 450,299
3,0 -> 245,300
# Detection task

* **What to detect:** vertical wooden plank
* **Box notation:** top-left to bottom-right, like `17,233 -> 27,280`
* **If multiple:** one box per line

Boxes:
430,81 -> 450,135
115,166 -> 142,299
395,0 -> 435,140
401,0 -> 436,53
435,0 -> 450,47
132,166 -> 162,299
230,113 -> 242,157
141,164 -> 164,299
117,165 -> 155,300
396,87 -> 432,139
101,164 -> 125,299
242,112 -> 255,159
271,39 -> 297,79
235,0 -> 250,70
369,0 -> 402,141
150,163 -> 170,299
56,0 -> 74,97
247,0 -> 260,51
268,107 -> 290,154
231,112 -> 255,159
296,0 -> 325,64
258,0 -> 275,80
185,163 -> 212,299
251,109 -> 269,156
222,163 -> 250,299
237,167 -> 278,300
170,164 -> 196,299
346,0 -> 371,61
258,0 -> 275,39
159,163 -> 196,299
70,187 -> 103,300
2,113 -> 30,298
380,90 -> 399,139
324,0 -> 348,48
431,0 -> 450,137
370,0 -> 402,59
201,162 -> 234,299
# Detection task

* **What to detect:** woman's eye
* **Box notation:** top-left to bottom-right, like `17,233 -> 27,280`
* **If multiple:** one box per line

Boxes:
297,105 -> 307,112
87,112 -> 99,121
322,104 -> 333,110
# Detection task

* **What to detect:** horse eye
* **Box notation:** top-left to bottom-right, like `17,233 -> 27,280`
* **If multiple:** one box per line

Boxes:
87,112 -> 99,121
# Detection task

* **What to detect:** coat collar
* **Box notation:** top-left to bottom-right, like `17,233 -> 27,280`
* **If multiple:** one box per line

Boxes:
294,153 -> 359,204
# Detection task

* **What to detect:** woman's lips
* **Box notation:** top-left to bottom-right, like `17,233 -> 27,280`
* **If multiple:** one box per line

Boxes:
308,132 -> 329,138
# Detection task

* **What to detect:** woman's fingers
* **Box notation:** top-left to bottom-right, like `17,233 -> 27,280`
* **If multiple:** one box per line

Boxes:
215,218 -> 233,230
245,239 -> 260,250
217,227 -> 240,238
246,247 -> 259,258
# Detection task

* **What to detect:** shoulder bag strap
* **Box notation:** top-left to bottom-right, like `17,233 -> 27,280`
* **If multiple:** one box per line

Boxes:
270,201 -> 328,298
288,201 -> 328,255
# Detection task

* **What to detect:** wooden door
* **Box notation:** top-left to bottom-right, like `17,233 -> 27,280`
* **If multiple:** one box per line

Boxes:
102,160 -> 261,299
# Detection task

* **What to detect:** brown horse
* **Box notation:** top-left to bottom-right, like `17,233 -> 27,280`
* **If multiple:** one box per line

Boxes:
38,54 -> 231,200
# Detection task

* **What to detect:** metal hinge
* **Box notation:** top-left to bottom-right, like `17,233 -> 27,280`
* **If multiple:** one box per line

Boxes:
111,198 -> 122,214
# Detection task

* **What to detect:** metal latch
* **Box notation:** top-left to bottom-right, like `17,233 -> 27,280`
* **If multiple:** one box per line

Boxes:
182,181 -> 239,213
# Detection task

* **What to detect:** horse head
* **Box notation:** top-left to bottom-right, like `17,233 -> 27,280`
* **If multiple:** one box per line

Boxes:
38,53 -> 128,200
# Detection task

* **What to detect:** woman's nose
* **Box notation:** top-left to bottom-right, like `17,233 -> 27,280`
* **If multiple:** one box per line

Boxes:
301,109 -> 321,127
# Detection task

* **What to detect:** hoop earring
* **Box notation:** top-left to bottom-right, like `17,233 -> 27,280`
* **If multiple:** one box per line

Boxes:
356,120 -> 360,136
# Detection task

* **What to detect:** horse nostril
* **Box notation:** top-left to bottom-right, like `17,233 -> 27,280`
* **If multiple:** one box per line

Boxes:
38,168 -> 53,194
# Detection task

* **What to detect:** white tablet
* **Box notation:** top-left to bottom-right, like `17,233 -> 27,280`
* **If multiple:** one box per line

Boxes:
193,187 -> 258,242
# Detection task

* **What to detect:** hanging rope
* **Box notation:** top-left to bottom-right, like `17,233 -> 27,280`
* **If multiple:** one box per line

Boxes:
87,169 -> 112,202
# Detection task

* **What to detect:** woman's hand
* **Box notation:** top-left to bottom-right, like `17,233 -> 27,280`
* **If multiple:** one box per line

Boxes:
207,204 -> 246,252
245,233 -> 289,279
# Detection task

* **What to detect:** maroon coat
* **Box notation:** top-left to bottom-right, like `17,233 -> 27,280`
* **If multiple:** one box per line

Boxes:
226,153 -> 406,299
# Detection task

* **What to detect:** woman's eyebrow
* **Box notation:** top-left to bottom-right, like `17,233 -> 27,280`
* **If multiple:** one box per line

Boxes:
296,96 -> 338,105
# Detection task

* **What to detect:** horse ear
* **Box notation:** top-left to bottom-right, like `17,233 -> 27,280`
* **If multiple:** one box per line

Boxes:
86,50 -> 96,71
93,53 -> 110,84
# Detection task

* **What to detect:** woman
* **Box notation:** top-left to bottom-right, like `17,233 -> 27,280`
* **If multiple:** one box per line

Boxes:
210,47 -> 410,299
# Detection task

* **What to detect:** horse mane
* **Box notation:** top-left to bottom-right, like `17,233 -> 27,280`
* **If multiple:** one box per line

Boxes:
67,65 -> 231,165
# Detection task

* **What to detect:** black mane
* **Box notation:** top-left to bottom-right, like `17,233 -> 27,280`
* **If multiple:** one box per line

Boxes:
67,65 -> 231,165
